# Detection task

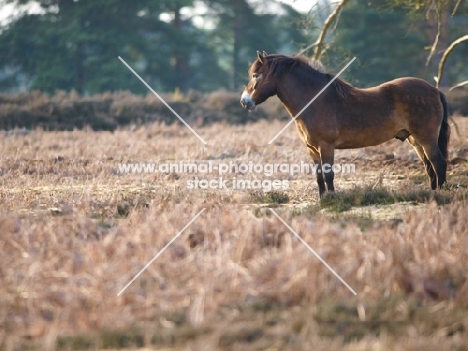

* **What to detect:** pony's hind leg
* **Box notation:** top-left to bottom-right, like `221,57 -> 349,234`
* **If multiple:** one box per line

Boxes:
424,155 -> 437,190
408,137 -> 437,189
416,140 -> 447,189
423,143 -> 447,189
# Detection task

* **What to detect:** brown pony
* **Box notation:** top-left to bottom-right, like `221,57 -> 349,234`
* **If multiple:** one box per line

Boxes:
240,51 -> 450,197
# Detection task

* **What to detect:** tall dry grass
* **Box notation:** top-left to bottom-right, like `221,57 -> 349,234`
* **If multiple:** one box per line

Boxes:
0,117 -> 467,350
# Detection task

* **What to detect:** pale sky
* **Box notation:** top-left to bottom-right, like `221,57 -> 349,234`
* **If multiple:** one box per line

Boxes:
279,0 -> 317,13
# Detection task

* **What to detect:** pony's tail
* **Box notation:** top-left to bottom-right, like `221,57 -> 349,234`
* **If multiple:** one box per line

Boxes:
438,91 -> 450,161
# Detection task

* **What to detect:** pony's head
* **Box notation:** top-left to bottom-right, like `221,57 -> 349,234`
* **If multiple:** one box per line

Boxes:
240,51 -> 278,111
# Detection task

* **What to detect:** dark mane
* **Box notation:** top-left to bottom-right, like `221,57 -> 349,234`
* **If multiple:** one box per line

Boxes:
249,54 -> 354,99
332,76 -> 355,100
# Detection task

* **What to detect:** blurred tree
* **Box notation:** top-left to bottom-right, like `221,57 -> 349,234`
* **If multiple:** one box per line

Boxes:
0,0 -> 308,93
309,0 -> 467,88
0,0 -> 223,93
189,0 -> 307,90
0,0 -> 160,93
122,0 -> 232,92
386,0 -> 468,87
331,0 -> 429,87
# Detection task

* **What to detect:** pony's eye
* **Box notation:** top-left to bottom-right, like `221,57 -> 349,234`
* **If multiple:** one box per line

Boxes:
253,73 -> 259,79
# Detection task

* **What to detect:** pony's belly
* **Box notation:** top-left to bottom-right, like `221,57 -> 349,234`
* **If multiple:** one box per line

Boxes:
335,132 -> 397,149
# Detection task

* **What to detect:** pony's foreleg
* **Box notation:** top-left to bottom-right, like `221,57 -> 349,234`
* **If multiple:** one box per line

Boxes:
320,145 -> 335,193
307,148 -> 326,197
316,162 -> 327,197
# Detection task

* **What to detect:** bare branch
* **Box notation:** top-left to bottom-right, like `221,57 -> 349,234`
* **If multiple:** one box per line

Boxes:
452,0 -> 462,16
436,34 -> 468,88
297,42 -> 320,56
450,80 -> 468,91
312,0 -> 350,61
426,0 -> 442,65
296,1 -> 339,56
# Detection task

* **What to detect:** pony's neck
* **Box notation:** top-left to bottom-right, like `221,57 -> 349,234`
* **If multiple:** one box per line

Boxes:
276,70 -> 329,118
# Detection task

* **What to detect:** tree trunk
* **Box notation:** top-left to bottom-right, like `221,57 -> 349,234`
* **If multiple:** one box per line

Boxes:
173,5 -> 190,91
232,0 -> 242,91
74,41 -> 84,94
438,7 -> 450,87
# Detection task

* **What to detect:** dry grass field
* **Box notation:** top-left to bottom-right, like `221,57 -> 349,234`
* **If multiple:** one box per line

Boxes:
1,112 -> 468,350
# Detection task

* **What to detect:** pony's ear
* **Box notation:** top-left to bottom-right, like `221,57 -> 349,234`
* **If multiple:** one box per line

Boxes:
262,51 -> 268,56
257,50 -> 265,64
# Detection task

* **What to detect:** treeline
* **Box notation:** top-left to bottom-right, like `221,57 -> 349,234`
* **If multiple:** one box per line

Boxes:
0,0 -> 467,96
1,88 -> 466,131
0,0 -> 307,94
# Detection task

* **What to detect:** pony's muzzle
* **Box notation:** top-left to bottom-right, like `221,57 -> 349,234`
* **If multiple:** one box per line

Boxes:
240,92 -> 256,111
